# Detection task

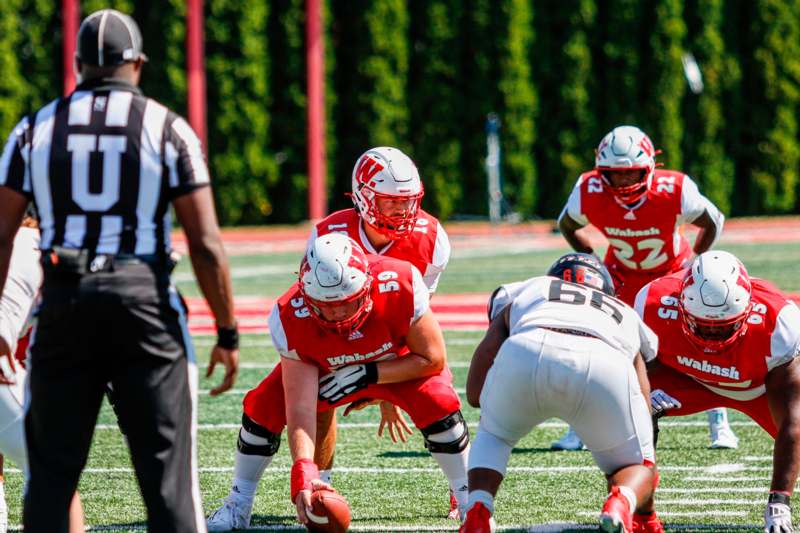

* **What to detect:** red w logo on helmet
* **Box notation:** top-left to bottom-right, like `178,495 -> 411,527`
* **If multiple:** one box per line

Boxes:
354,155 -> 384,187
639,136 -> 655,157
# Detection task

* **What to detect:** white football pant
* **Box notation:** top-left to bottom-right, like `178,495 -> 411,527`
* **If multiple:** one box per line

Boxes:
0,360 -> 27,475
474,328 -> 653,475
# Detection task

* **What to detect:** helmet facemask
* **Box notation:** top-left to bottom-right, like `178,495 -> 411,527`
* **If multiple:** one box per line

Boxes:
679,251 -> 753,352
299,234 -> 374,336
350,147 -> 425,240
595,126 -> 658,205
301,277 -> 374,336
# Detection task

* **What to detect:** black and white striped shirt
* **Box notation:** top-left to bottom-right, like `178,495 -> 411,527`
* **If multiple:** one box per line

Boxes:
0,78 -> 209,256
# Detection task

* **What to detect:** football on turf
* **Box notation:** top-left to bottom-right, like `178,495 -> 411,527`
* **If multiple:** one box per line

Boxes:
306,489 -> 351,533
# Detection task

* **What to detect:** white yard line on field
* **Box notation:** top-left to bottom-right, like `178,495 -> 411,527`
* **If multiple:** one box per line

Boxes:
658,499 -> 762,506
1,465 -> 755,475
94,421 -> 761,431
683,476 -> 772,482
579,510 -> 748,518
659,487 -> 767,494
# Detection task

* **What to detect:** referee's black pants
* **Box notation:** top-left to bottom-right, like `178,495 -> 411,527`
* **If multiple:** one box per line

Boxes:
23,262 -> 206,533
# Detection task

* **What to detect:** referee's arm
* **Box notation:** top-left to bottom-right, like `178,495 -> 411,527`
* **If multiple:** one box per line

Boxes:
169,116 -> 238,395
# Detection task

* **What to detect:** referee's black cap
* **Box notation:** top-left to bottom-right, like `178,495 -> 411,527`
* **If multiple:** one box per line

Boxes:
77,9 -> 148,67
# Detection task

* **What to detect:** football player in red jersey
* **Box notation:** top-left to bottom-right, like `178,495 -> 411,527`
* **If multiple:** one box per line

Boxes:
308,146 -> 456,514
635,251 -> 800,533
207,235 -> 469,531
556,125 -> 737,452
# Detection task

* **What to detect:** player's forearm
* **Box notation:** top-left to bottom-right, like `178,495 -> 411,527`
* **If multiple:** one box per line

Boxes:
375,352 -> 443,384
286,420 -> 316,462
692,226 -> 717,255
771,418 -> 800,494
187,237 -> 236,327
558,217 -> 593,254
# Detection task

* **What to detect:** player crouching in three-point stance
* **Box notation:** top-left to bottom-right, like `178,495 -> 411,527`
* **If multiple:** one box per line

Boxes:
461,253 -> 660,533
636,251 -> 800,533
207,234 -> 469,530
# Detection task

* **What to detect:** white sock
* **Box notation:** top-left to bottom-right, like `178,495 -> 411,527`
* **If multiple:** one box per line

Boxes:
617,485 -> 637,514
232,450 -> 273,500
467,489 -> 495,515
708,407 -> 729,427
430,446 -> 470,509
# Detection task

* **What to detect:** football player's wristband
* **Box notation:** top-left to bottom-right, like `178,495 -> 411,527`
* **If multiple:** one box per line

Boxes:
364,362 -> 379,384
216,323 -> 239,350
291,458 -> 320,502
769,491 -> 791,506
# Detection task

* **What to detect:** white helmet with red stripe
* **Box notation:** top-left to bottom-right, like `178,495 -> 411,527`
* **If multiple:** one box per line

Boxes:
350,146 -> 424,239
300,233 -> 373,335
680,250 -> 753,351
595,125 -> 658,204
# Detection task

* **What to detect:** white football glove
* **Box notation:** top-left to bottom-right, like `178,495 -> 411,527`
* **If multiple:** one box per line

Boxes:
650,389 -> 682,416
318,363 -> 378,404
765,501 -> 794,533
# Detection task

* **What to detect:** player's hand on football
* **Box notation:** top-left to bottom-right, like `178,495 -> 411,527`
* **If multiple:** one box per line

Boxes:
650,388 -> 681,417
377,401 -> 413,443
206,345 -> 239,396
295,479 -> 333,525
765,500 -> 794,532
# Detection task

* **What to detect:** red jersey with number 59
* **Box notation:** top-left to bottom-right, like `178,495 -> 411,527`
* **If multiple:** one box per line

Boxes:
308,208 -> 450,292
268,255 -> 430,373
635,271 -> 800,401
559,169 -> 720,275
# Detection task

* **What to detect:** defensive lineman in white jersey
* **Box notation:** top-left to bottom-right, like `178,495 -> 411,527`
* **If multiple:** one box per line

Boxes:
460,253 -> 660,533
0,218 -> 85,533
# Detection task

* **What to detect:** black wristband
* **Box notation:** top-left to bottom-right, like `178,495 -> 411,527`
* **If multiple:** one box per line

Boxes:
769,492 -> 791,506
216,324 -> 239,350
364,362 -> 379,384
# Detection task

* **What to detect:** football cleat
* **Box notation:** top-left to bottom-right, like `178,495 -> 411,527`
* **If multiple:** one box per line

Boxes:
633,511 -> 665,533
551,427 -> 586,451
459,502 -> 496,533
600,486 -> 633,533
206,493 -> 253,532
0,481 -> 6,533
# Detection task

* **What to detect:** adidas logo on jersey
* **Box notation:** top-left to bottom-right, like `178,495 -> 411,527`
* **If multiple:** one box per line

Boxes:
348,329 -> 364,341
676,356 -> 740,380
604,226 -> 660,237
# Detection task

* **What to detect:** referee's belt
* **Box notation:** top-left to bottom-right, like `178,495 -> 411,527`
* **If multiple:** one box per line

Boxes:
42,246 -> 168,275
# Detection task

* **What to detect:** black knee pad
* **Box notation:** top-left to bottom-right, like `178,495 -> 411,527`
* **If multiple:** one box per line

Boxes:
421,410 -> 470,454
237,414 -> 281,456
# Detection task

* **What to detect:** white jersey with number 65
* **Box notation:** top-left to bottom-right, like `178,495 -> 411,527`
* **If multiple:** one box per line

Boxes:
490,276 -> 658,363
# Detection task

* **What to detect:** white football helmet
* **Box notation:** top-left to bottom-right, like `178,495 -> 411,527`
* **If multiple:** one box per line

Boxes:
680,251 -> 753,351
595,125 -> 658,204
299,233 -> 373,335
350,146 -> 424,239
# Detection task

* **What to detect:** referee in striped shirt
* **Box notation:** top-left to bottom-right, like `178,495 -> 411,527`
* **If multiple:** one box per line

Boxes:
0,9 -> 238,533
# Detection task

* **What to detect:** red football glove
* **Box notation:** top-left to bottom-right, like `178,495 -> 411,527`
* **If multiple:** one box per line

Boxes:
290,458 -> 320,502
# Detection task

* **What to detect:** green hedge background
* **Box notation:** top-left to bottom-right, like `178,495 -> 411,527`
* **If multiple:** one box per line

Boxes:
2,1 -> 799,224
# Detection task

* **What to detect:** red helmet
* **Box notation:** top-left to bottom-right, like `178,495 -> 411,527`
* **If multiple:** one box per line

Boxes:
680,251 -> 753,352
299,234 -> 373,336
595,125 -> 658,204
350,147 -> 424,239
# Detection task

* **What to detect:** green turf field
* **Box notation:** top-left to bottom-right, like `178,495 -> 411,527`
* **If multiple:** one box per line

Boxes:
4,240 -> 799,531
